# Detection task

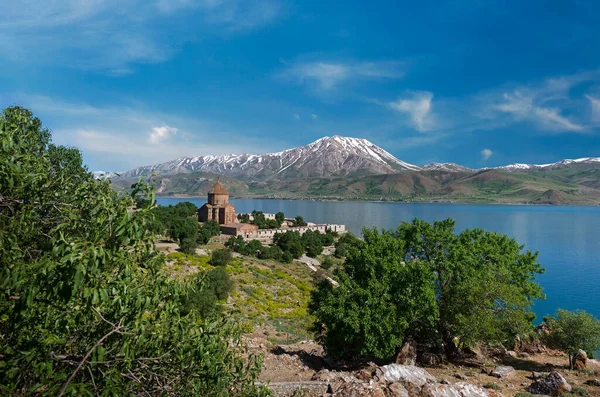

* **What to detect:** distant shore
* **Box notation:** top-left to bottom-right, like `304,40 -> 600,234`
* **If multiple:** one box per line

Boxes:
155,194 -> 600,206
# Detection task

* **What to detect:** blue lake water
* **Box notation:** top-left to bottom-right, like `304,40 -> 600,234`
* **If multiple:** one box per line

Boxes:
157,198 -> 600,323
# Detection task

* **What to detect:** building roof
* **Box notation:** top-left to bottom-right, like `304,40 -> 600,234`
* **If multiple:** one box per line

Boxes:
221,222 -> 259,231
209,181 -> 229,195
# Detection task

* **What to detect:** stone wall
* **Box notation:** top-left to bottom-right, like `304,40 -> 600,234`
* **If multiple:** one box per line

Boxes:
236,224 -> 346,243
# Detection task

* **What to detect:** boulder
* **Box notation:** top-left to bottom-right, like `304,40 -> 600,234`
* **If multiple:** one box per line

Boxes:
419,352 -> 443,366
573,349 -> 588,370
311,369 -> 358,384
584,379 -> 600,386
386,382 -> 410,397
421,382 -> 504,397
490,366 -> 516,378
331,380 -> 386,397
504,350 -> 518,358
375,364 -> 436,387
395,337 -> 417,366
527,371 -> 572,396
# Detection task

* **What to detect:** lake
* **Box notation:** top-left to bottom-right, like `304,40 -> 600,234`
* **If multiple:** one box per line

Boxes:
157,197 -> 600,323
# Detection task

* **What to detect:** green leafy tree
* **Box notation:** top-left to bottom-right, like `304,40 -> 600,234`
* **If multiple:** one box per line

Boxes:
275,212 -> 285,225
207,267 -> 235,300
293,215 -> 307,227
169,217 -> 198,243
274,231 -> 305,258
334,232 -> 361,258
301,230 -> 324,258
0,106 -> 269,396
180,237 -> 198,254
210,248 -> 233,267
310,219 -> 545,360
544,309 -> 600,368
310,228 -> 436,359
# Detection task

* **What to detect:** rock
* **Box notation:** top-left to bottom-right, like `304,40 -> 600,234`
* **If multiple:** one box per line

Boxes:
573,349 -> 588,370
584,379 -> 600,386
536,322 -> 550,336
505,350 -> 518,358
518,352 -> 530,358
331,381 -> 386,397
387,382 -> 410,397
311,369 -> 358,384
421,382 -> 504,397
527,371 -> 572,396
454,373 -> 469,380
376,364 -> 436,387
490,366 -> 516,378
395,337 -> 417,366
531,371 -> 548,380
419,352 -> 443,366
440,379 -> 451,385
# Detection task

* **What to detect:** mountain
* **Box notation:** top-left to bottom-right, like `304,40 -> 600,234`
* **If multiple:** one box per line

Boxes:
422,162 -> 473,172
107,136 -> 600,204
117,136 -> 421,181
498,157 -> 600,171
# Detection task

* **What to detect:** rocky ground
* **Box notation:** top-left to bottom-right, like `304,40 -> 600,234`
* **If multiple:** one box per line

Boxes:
245,333 -> 600,397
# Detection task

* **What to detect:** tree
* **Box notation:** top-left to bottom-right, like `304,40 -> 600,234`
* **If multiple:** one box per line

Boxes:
180,237 -> 198,254
0,107 -> 269,396
301,230 -> 324,258
544,310 -> 600,368
210,248 -> 233,267
274,231 -> 304,258
169,217 -> 198,243
310,219 -> 545,360
293,215 -> 307,227
207,267 -> 234,300
309,228 -> 436,359
275,212 -> 285,225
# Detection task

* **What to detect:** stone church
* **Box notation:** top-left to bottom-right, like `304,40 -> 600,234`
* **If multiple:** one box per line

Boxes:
197,181 -> 237,225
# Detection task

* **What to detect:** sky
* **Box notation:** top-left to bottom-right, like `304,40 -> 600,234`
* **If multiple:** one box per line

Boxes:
1,0 -> 600,171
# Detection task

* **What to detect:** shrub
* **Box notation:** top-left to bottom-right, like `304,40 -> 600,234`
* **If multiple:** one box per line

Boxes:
544,309 -> 600,369
211,248 -> 233,267
207,267 -> 234,300
180,237 -> 198,254
321,256 -> 335,270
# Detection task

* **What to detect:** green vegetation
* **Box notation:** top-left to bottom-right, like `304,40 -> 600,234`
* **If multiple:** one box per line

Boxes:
210,248 -> 233,267
149,201 -> 221,248
0,107 -> 268,396
238,210 -> 285,229
544,309 -> 600,368
309,219 -> 545,360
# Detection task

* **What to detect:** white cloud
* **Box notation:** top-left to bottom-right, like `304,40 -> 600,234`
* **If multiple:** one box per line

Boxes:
5,93 -> 284,170
149,125 -> 178,144
0,0 -> 282,73
388,91 -> 435,132
281,60 -> 404,91
293,113 -> 300,119
586,95 -> 600,123
311,113 -> 318,119
493,90 -> 583,132
481,148 -> 493,160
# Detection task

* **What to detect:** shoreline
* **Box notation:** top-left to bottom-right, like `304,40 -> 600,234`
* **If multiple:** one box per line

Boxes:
155,195 -> 600,207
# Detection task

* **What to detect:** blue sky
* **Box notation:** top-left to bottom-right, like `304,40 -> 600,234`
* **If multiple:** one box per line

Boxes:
1,0 -> 600,171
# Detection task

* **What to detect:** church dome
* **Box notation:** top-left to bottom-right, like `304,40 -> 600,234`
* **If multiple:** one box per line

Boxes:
209,181 -> 229,195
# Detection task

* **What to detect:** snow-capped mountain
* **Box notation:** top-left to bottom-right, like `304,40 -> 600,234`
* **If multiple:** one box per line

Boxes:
422,163 -> 473,172
116,136 -> 421,180
497,157 -> 600,172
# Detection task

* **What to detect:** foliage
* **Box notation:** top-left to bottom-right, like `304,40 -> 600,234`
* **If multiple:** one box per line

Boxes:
293,215 -> 307,227
310,219 -> 545,360
207,267 -> 234,300
211,248 -> 233,267
169,217 -> 198,243
180,237 -> 198,254
248,210 -> 282,229
0,106 -> 269,396
544,309 -> 600,368
273,231 -> 304,258
334,232 -> 362,258
197,220 -> 221,244
300,230 -> 325,258
321,256 -> 334,270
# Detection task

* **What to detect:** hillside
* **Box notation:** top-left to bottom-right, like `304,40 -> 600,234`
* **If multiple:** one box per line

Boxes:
108,135 -> 600,204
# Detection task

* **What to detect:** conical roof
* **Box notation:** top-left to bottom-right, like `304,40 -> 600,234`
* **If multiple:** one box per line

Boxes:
209,181 -> 229,195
